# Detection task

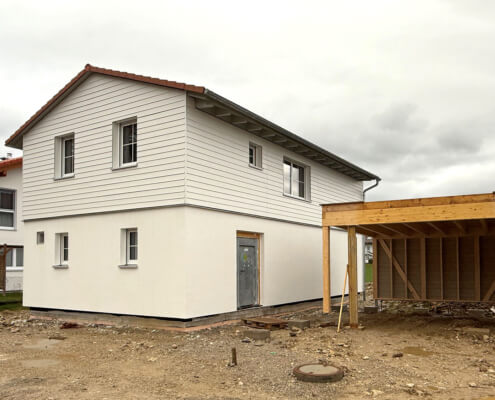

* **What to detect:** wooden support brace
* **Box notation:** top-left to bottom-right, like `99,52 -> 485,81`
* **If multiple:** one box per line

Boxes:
483,280 -> 495,301
322,227 -> 331,313
347,226 -> 358,328
378,239 -> 420,300
474,236 -> 480,301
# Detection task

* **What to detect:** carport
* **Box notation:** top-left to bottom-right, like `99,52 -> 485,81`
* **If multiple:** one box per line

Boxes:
321,193 -> 495,328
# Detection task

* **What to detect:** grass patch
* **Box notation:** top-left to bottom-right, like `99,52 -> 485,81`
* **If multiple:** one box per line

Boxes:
365,263 -> 373,283
0,292 -> 24,311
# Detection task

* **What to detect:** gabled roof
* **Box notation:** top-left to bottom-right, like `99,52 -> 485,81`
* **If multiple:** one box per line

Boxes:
6,65 -> 379,181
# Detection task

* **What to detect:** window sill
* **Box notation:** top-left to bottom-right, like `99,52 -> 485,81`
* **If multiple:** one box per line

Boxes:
52,264 -> 69,269
0,227 -> 15,231
248,164 -> 263,171
6,267 -> 23,272
118,264 -> 138,269
283,193 -> 311,203
54,174 -> 75,181
112,163 -> 138,171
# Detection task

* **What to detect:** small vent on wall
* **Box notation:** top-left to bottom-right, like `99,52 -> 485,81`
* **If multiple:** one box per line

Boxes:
37,232 -> 44,245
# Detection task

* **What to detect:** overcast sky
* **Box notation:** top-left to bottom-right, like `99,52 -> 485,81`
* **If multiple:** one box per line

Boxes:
1,0 -> 494,201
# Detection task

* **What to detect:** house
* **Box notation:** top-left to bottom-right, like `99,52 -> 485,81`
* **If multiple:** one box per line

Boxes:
5,65 -> 379,320
0,156 -> 24,292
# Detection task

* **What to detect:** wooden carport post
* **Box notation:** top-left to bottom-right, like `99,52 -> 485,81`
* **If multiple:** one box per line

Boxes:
322,226 -> 331,313
347,226 -> 358,328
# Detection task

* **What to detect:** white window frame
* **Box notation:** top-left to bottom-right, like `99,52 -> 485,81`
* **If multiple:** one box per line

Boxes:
6,247 -> 23,270
249,142 -> 262,169
0,189 -> 15,230
119,121 -> 138,167
283,158 -> 310,201
61,135 -> 75,177
126,229 -> 138,264
60,233 -> 69,265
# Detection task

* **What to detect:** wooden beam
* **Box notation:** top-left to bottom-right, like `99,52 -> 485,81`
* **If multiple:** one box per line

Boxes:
427,222 -> 447,235
456,237 -> 460,300
420,237 -> 426,299
404,239 -> 408,298
262,133 -> 276,139
322,227 -> 331,313
355,226 -> 385,238
474,236 -> 480,301
389,240 -> 393,298
322,196 -> 495,226
453,221 -> 467,235
196,100 -> 215,110
381,223 -> 415,236
361,224 -> 398,237
483,280 -> 495,301
377,239 -> 420,300
403,223 -> 431,235
480,219 -> 488,234
440,238 -> 444,300
372,238 -> 378,299
347,226 -> 358,328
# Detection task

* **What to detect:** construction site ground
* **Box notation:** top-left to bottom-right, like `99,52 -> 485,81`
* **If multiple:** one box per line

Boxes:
1,297 -> 495,399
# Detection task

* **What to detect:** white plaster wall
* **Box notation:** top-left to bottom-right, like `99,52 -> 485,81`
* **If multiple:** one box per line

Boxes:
23,207 -> 188,318
183,207 -> 363,318
23,206 -> 362,319
6,270 -> 23,291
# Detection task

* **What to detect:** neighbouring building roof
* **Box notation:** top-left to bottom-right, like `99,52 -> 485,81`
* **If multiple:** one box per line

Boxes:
0,157 -> 22,176
5,64 -> 379,181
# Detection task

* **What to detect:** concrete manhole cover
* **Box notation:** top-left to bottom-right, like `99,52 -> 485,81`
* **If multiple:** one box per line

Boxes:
293,363 -> 344,383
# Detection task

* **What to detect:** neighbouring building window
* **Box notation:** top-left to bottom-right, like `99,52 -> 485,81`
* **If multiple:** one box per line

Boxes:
126,229 -> 138,264
62,135 -> 74,176
6,247 -> 23,268
120,121 -> 137,166
249,143 -> 262,168
283,159 -> 308,200
0,190 -> 15,228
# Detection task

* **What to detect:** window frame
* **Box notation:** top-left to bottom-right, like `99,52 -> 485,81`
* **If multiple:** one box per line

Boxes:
0,189 -> 15,230
60,233 -> 69,265
61,135 -> 75,177
6,247 -> 23,270
283,158 -> 310,201
126,228 -> 138,264
119,121 -> 138,167
248,142 -> 262,169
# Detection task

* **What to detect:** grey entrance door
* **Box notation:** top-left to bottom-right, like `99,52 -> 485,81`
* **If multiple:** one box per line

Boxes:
237,237 -> 259,309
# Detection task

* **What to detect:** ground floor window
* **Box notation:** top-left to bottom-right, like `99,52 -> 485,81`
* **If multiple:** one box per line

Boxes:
126,229 -> 138,264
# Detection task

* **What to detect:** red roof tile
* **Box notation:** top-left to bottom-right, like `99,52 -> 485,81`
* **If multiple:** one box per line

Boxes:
0,157 -> 22,171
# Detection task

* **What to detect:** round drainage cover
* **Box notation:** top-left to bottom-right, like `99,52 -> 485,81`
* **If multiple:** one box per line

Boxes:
293,363 -> 344,383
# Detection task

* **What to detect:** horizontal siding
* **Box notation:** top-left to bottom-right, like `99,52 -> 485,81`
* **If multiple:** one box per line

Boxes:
185,97 -> 363,226
22,74 -> 187,219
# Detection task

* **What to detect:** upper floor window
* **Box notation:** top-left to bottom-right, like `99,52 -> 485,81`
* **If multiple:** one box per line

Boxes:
0,190 -> 15,228
54,133 -> 75,179
283,159 -> 309,200
62,135 -> 74,176
249,143 -> 262,169
120,121 -> 137,166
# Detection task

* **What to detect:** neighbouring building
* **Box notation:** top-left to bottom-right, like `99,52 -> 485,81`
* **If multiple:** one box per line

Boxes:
0,156 -> 24,291
5,65 -> 379,319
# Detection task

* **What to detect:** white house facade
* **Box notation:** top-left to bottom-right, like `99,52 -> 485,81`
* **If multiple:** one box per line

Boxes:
6,65 -> 379,319
0,157 -> 24,291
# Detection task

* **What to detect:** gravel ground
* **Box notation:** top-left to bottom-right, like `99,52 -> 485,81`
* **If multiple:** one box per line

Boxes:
1,303 -> 495,399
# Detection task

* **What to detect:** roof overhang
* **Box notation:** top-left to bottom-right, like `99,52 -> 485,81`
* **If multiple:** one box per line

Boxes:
322,192 -> 495,238
189,90 -> 379,181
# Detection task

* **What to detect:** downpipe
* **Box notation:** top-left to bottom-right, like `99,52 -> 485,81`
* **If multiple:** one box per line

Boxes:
361,178 -> 381,302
